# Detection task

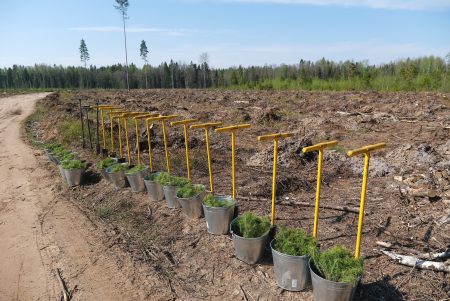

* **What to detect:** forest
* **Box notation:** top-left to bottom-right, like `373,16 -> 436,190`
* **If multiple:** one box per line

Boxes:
1,55 -> 449,92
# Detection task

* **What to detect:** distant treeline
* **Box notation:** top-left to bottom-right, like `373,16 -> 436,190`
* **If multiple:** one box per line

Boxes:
1,55 -> 449,91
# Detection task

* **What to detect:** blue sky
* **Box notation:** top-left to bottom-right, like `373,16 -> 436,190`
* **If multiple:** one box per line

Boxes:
0,0 -> 449,68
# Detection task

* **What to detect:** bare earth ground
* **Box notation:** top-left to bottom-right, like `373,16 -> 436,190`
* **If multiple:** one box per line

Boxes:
0,94 -> 153,301
3,89 -> 450,301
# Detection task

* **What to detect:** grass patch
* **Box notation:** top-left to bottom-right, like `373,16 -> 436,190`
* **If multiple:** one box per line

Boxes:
23,104 -> 46,146
232,212 -> 271,238
274,226 -> 318,257
57,118 -> 82,146
95,206 -> 114,219
331,145 -> 347,154
312,245 -> 364,284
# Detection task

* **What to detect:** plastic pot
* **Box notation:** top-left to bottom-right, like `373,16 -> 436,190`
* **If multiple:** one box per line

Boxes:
58,164 -> 67,182
144,172 -> 164,201
230,217 -> 269,264
270,239 -> 311,291
63,168 -> 84,187
162,185 -> 181,208
203,196 -> 235,235
309,259 -> 359,301
106,164 -> 129,189
176,189 -> 205,219
125,167 -> 149,192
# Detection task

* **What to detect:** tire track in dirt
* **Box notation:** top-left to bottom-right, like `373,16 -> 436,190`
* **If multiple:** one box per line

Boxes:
0,94 -> 147,301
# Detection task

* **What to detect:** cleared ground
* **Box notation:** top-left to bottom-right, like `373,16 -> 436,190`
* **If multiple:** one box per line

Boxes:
8,90 -> 450,300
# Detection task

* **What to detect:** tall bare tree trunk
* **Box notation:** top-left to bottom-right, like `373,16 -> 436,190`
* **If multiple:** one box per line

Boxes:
122,12 -> 130,91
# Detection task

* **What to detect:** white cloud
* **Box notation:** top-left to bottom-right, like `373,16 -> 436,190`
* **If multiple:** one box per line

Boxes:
68,26 -> 197,36
213,0 -> 450,10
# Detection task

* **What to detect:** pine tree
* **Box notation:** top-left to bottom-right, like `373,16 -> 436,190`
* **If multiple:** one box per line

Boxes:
114,0 -> 130,90
140,40 -> 149,89
79,39 -> 90,68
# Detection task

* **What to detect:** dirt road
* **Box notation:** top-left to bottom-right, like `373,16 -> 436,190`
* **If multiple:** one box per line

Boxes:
0,94 -> 145,301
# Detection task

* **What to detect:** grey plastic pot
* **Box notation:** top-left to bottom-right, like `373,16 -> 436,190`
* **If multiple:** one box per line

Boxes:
98,158 -> 118,182
203,196 -> 235,235
106,164 -> 129,188
63,168 -> 84,187
176,187 -> 205,219
309,260 -> 359,301
125,167 -> 149,192
270,239 -> 311,291
230,217 -> 269,264
58,164 -> 66,181
163,185 -> 181,208
144,172 -> 164,201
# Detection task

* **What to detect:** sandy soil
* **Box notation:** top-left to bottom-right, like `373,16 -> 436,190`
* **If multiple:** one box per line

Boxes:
0,94 -> 149,301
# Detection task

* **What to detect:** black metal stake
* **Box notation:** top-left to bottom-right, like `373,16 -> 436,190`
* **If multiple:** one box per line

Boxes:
79,99 -> 85,148
85,107 -> 93,149
96,101 -> 100,154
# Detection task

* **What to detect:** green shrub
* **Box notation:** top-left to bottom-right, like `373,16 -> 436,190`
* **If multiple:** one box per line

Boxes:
233,212 -> 271,238
108,163 -> 129,173
312,245 -> 364,284
203,194 -> 236,208
176,183 -> 205,198
155,172 -> 190,187
274,226 -> 318,257
96,157 -> 117,170
125,164 -> 147,175
58,152 -> 76,162
61,159 -> 85,170
44,142 -> 61,152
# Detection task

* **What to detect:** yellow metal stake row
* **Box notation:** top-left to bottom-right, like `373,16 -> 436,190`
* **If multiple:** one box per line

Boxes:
302,140 -> 338,239
121,112 -> 142,164
144,115 -> 178,172
215,124 -> 251,199
347,142 -> 386,258
98,106 -> 117,150
109,110 -> 127,154
170,119 -> 199,179
191,122 -> 223,193
134,114 -> 159,165
258,132 -> 294,226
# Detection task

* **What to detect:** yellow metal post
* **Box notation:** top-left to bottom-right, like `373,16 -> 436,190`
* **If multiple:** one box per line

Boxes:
145,116 -> 161,171
170,119 -> 199,179
258,132 -> 294,226
159,115 -> 178,173
215,124 -> 251,198
121,112 -> 142,164
302,140 -> 338,239
191,122 -> 223,193
116,116 -> 123,158
109,110 -> 126,155
347,142 -> 386,258
97,106 -> 116,149
133,114 -> 159,165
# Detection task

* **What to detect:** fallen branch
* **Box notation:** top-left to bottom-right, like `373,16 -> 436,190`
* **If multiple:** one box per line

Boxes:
55,268 -> 71,301
381,250 -> 450,273
239,196 -> 362,214
376,241 -> 450,260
